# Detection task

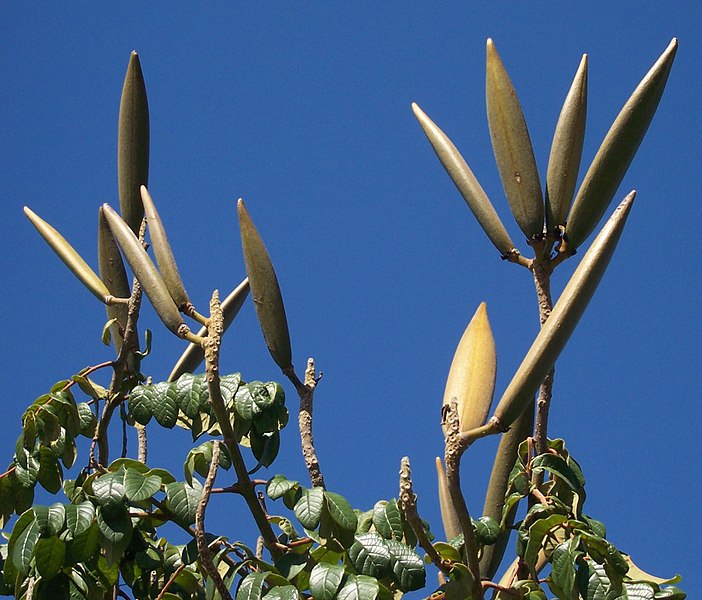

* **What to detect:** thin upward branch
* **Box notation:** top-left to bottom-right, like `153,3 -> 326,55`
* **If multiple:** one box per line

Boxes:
195,441 -> 232,600
284,358 -> 325,488
203,291 -> 285,559
443,401 -> 483,600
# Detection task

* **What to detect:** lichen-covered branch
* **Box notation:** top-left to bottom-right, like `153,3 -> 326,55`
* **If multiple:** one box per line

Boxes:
398,457 -> 450,574
194,441 -> 232,600
284,358 -> 325,488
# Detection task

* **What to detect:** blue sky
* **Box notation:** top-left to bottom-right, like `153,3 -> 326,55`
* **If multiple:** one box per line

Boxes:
1,3 -> 700,596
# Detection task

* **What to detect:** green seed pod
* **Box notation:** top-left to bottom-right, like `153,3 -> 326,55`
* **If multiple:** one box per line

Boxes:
442,302 -> 497,434
238,199 -> 292,371
98,206 -> 131,354
24,206 -> 111,303
168,278 -> 250,382
493,191 -> 635,429
412,102 -> 516,257
545,54 -> 588,231
141,186 -> 190,309
479,399 -> 534,579
486,39 -> 544,240
436,457 -> 461,542
118,51 -> 150,235
102,203 -> 185,337
566,39 -> 677,251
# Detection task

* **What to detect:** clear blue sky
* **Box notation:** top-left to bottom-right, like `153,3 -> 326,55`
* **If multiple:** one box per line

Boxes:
1,4 -> 699,596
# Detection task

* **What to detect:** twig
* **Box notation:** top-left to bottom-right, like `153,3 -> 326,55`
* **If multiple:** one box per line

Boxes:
195,440 -> 232,600
443,401 -> 483,600
137,423 -> 147,463
530,258 -> 555,470
203,291 -> 285,559
397,457 -> 450,574
284,358 -> 325,488
155,563 -> 187,600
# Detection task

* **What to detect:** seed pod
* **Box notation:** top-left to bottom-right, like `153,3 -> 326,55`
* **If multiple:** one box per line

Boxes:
141,186 -> 190,309
118,51 -> 150,235
238,199 -> 292,371
168,278 -> 250,382
98,206 -> 131,354
479,399 -> 534,579
545,54 -> 588,231
436,457 -> 461,542
442,302 -> 497,434
102,203 -> 185,337
486,39 -> 544,240
566,39 -> 677,251
493,191 -> 636,428
412,103 -> 516,257
24,206 -> 111,302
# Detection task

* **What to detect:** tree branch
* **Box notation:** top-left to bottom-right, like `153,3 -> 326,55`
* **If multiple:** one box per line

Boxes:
195,441 -> 232,600
284,358 -> 325,488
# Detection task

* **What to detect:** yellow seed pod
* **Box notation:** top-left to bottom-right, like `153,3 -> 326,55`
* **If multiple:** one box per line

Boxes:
442,302 -> 497,434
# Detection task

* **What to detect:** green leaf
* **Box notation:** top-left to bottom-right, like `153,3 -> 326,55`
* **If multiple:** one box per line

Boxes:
566,39 -> 677,250
76,403 -> 97,437
493,191 -> 636,429
123,468 -> 162,502
267,475 -> 299,500
337,574 -> 379,600
11,514 -> 40,574
91,471 -> 126,505
34,536 -> 66,579
268,515 -> 300,540
265,585 -> 300,600
293,487 -> 324,530
619,583 -> 657,600
309,562 -> 344,600
165,481 -> 202,526
36,447 -> 63,494
34,502 -> 66,536
65,502 -> 95,538
372,500 -> 403,541
546,54 -> 588,230
486,39 -> 544,239
411,103 -> 515,256
118,51 -> 149,235
96,503 -> 132,545
473,516 -> 500,546
128,384 -> 156,425
65,521 -> 100,565
531,453 -> 585,493
324,491 -> 358,532
237,572 -> 268,600
386,539 -> 425,592
173,373 -> 209,419
14,449 -> 39,488
348,533 -> 391,579
523,514 -> 567,574
152,382 -> 179,429
548,537 -> 583,600
238,199 -> 293,370
578,559 -> 611,600
250,430 -> 280,470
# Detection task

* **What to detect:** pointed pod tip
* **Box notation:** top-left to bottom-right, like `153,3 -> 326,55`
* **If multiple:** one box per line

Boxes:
23,205 -> 33,217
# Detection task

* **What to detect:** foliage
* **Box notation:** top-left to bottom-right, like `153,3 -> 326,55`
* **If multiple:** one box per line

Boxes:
0,40 -> 685,599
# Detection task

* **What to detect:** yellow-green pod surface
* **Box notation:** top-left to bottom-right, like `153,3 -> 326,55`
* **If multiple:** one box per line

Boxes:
486,39 -> 544,239
412,102 -> 515,257
102,203 -> 184,337
118,51 -> 150,235
238,199 -> 292,371
442,302 -> 497,434
545,54 -> 588,231
493,192 -> 635,429
24,206 -> 110,303
566,39 -> 677,251
141,186 -> 190,309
